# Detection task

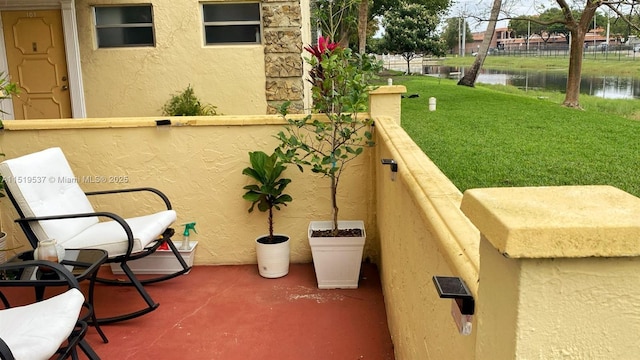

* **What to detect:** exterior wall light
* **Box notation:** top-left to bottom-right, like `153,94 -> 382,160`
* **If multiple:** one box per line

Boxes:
380,158 -> 398,181
432,276 -> 475,335
156,119 -> 171,132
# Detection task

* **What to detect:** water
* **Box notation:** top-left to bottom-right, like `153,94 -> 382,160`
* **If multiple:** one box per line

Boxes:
424,66 -> 640,100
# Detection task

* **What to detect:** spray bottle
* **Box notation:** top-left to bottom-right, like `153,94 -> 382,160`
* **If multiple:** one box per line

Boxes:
181,222 -> 197,250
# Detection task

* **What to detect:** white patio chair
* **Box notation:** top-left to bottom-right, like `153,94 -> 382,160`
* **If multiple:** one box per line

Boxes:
0,147 -> 191,324
0,260 -> 99,360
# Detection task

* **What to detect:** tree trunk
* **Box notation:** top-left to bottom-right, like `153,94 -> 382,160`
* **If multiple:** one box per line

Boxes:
561,1 -> 599,108
563,29 -> 586,108
458,0 -> 501,87
331,173 -> 339,234
268,206 -> 274,240
357,0 -> 369,54
338,28 -> 350,48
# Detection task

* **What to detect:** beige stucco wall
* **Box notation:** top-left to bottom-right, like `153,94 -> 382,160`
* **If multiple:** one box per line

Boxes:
0,116 -> 376,265
464,186 -> 640,359
374,116 -> 479,360
476,248 -> 640,359
74,0 -> 270,117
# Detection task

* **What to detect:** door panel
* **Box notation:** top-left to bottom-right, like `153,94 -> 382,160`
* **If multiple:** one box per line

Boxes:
2,10 -> 71,119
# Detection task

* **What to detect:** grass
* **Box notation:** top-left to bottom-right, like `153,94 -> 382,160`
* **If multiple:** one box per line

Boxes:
391,75 -> 640,197
441,55 -> 640,77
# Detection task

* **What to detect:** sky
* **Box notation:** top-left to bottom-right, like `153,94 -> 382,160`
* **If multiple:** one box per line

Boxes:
448,0 -> 557,32
374,0 -> 558,37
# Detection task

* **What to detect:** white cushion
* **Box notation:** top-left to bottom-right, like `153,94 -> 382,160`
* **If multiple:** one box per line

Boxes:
64,210 -> 177,257
0,288 -> 84,360
0,147 -> 98,244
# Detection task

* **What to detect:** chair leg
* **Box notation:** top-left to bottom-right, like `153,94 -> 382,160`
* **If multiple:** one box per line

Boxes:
57,321 -> 89,360
92,229 -> 190,324
95,261 -> 159,325
87,272 -> 108,343
78,339 -> 101,360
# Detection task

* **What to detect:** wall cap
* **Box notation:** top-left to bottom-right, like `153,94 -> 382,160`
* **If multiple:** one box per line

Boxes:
461,185 -> 640,258
369,85 -> 407,95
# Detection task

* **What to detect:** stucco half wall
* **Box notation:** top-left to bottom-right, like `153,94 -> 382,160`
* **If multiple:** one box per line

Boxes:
0,116 -> 376,266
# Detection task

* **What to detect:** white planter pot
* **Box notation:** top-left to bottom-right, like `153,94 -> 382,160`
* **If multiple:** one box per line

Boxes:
256,234 -> 290,278
110,241 -> 197,275
308,220 -> 366,289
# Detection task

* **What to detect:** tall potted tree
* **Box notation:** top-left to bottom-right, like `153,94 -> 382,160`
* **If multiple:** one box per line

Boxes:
277,36 -> 381,288
242,150 -> 293,278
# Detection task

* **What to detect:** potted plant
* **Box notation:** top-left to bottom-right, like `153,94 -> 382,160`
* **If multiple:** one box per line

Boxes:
242,150 -> 293,278
276,36 -> 381,288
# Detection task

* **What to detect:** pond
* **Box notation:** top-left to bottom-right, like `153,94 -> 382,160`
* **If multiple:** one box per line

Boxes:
424,66 -> 640,100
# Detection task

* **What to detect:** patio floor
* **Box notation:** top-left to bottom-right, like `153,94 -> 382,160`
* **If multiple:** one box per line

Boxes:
3,263 -> 395,359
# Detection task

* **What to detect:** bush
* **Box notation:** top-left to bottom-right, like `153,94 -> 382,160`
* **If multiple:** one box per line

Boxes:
161,85 -> 217,116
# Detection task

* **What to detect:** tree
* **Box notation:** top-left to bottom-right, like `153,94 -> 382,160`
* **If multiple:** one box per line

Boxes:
382,2 -> 446,74
442,17 -> 474,54
458,0 -> 501,87
541,8 -> 573,43
510,15 -> 547,46
371,0 -> 450,21
277,37 -> 380,234
609,13 -> 640,43
313,0 -> 360,46
506,1 -> 640,108
342,0 -> 451,54
357,0 -> 370,53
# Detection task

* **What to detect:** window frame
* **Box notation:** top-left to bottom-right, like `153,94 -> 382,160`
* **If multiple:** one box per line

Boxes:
93,4 -> 156,49
201,2 -> 262,45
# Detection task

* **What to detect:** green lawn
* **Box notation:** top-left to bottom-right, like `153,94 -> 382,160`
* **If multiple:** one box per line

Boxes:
442,55 -> 640,77
392,75 -> 640,197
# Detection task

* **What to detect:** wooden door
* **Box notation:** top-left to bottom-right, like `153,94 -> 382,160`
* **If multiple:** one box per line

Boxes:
2,9 -> 72,119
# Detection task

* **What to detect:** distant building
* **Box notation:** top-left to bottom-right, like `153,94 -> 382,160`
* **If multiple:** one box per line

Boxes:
459,27 -> 617,55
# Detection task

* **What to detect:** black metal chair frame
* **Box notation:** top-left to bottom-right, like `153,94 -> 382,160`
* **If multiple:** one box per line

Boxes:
0,260 -> 100,360
3,185 -> 192,324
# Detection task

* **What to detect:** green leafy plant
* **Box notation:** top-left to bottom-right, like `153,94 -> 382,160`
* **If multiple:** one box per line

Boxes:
161,85 -> 217,116
0,71 -> 20,198
242,151 -> 293,244
276,36 -> 381,235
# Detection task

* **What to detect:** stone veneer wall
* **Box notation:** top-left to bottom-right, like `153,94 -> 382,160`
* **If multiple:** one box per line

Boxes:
263,0 -> 305,114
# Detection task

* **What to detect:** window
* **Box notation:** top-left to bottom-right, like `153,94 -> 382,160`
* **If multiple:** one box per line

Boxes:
94,5 -> 155,48
202,3 -> 261,44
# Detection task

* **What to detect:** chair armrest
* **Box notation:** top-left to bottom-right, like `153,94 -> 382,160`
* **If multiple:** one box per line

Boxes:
85,187 -> 172,210
15,212 -> 136,257
0,336 -> 15,360
0,260 -> 81,289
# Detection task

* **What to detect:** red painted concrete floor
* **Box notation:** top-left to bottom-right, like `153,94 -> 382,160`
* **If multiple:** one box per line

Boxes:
3,263 -> 395,359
